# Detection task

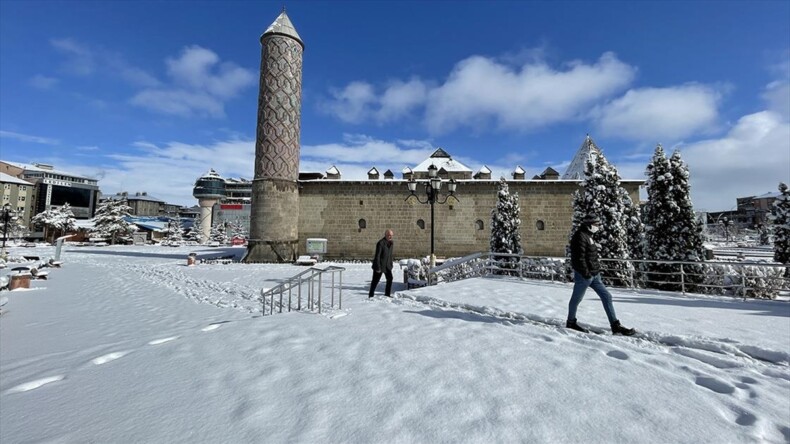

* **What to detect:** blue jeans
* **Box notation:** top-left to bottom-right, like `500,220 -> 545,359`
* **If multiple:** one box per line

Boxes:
568,271 -> 618,324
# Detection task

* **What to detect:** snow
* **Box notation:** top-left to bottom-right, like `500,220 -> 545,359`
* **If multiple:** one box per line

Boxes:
1,244 -> 789,443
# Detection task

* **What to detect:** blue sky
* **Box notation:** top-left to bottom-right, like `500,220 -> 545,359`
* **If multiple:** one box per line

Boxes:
1,0 -> 788,211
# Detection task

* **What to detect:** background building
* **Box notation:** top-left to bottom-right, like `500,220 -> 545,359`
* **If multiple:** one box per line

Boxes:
0,172 -> 33,229
0,161 -> 100,220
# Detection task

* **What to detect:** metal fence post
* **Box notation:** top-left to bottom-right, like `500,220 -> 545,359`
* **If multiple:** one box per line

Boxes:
680,263 -> 685,294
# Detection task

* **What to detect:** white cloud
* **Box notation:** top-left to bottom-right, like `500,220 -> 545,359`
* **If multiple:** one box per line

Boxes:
667,110 -> 789,212
29,74 -> 59,90
377,78 -> 429,122
130,89 -> 225,118
592,84 -> 722,141
321,52 -> 636,134
131,46 -> 255,118
426,52 -> 636,134
301,134 -> 433,169
165,46 -> 254,99
50,38 -> 95,75
0,130 -> 60,145
321,82 -> 377,124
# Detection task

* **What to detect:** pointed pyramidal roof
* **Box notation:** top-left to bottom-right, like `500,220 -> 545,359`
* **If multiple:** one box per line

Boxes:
413,148 -> 472,174
561,135 -> 601,180
262,9 -> 304,48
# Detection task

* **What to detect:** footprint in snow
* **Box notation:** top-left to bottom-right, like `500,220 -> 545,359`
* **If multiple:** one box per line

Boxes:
202,324 -> 221,332
606,350 -> 629,360
694,375 -> 735,394
6,375 -> 65,393
148,336 -> 179,345
91,351 -> 128,365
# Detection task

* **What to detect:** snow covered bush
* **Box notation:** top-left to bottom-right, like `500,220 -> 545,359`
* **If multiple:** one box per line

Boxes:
699,262 -> 785,299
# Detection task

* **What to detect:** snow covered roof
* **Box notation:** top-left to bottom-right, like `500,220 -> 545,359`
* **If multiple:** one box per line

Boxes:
0,172 -> 32,186
198,169 -> 223,180
367,167 -> 379,175
4,160 -> 96,181
262,10 -> 304,48
753,191 -> 780,200
326,166 -> 340,175
514,166 -> 525,174
478,166 -> 491,174
402,166 -> 413,174
562,135 -> 601,180
412,148 -> 472,173
106,192 -> 164,203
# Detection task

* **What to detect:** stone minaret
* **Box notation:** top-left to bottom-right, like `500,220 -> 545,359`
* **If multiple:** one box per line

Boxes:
245,9 -> 304,262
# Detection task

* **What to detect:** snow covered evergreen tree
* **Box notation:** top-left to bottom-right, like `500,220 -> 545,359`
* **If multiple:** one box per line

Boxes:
209,222 -> 229,245
769,182 -> 790,275
623,192 -> 645,262
226,218 -> 248,240
642,146 -> 706,290
90,199 -> 135,245
570,147 -> 634,286
490,178 -> 522,271
183,216 -> 202,243
31,203 -> 77,243
163,215 -> 185,244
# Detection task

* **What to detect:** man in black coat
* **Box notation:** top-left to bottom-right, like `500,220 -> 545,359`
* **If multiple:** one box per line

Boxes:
369,229 -> 395,298
567,215 -> 635,335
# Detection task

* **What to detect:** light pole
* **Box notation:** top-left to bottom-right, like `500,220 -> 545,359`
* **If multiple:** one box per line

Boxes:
1,203 -> 16,256
406,164 -> 458,267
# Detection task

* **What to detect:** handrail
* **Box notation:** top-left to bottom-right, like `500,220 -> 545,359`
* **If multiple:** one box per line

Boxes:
408,252 -> 789,300
260,265 -> 345,316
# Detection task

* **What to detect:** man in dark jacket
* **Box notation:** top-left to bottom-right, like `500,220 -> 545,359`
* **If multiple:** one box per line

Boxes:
369,229 -> 395,298
567,215 -> 635,335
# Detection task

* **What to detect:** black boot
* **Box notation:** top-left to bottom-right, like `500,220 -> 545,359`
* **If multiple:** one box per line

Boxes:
611,320 -> 635,336
566,319 -> 589,333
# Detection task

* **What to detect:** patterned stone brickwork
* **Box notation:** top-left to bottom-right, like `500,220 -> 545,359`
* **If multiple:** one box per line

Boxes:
255,34 -> 303,182
297,180 -> 641,260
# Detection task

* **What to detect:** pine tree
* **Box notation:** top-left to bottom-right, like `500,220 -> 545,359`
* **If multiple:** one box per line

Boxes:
91,198 -> 135,245
163,215 -> 185,244
490,178 -> 522,271
570,147 -> 634,286
642,146 -> 706,290
184,216 -> 202,243
209,221 -> 229,244
770,182 -> 790,276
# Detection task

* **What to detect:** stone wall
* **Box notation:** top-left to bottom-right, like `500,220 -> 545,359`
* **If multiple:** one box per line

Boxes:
298,180 -> 641,260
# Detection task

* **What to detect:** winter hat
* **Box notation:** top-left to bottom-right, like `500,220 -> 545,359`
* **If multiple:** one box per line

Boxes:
583,215 -> 601,225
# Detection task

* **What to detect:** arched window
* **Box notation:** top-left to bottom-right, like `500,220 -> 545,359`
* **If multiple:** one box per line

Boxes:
536,220 -> 545,231
475,220 -> 484,231
417,219 -> 425,230
358,219 -> 367,229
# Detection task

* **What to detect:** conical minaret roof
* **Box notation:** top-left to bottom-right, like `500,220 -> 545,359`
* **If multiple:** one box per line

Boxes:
561,135 -> 601,180
262,9 -> 304,48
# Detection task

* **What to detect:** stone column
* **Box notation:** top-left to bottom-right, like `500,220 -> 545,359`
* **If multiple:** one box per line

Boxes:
197,198 -> 217,243
245,10 -> 304,263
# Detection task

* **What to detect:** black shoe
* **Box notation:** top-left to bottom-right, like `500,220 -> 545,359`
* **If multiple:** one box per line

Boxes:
566,319 -> 589,333
368,295 -> 374,298
611,320 -> 635,336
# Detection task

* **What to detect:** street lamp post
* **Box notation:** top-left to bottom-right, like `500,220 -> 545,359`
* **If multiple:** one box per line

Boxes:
1,203 -> 16,256
405,164 -> 458,267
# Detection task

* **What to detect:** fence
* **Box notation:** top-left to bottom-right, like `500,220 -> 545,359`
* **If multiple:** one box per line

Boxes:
413,252 -> 790,300
260,265 -> 345,315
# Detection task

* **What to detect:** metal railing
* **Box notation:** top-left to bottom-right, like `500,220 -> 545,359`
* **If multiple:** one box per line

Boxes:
415,252 -> 789,299
260,265 -> 345,316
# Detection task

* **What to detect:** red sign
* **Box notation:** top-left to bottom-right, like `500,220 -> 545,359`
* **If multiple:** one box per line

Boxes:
220,204 -> 243,210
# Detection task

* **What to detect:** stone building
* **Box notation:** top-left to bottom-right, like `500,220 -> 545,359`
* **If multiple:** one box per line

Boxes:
241,10 -> 642,262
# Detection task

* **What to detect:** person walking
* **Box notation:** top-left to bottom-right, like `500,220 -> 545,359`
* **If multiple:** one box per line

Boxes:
567,215 -> 635,335
369,229 -> 395,298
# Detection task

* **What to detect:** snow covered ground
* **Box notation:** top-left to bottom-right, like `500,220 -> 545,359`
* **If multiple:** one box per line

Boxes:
1,244 -> 788,443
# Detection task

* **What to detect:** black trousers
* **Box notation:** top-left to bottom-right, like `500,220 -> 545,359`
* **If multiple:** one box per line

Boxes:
369,269 -> 393,297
